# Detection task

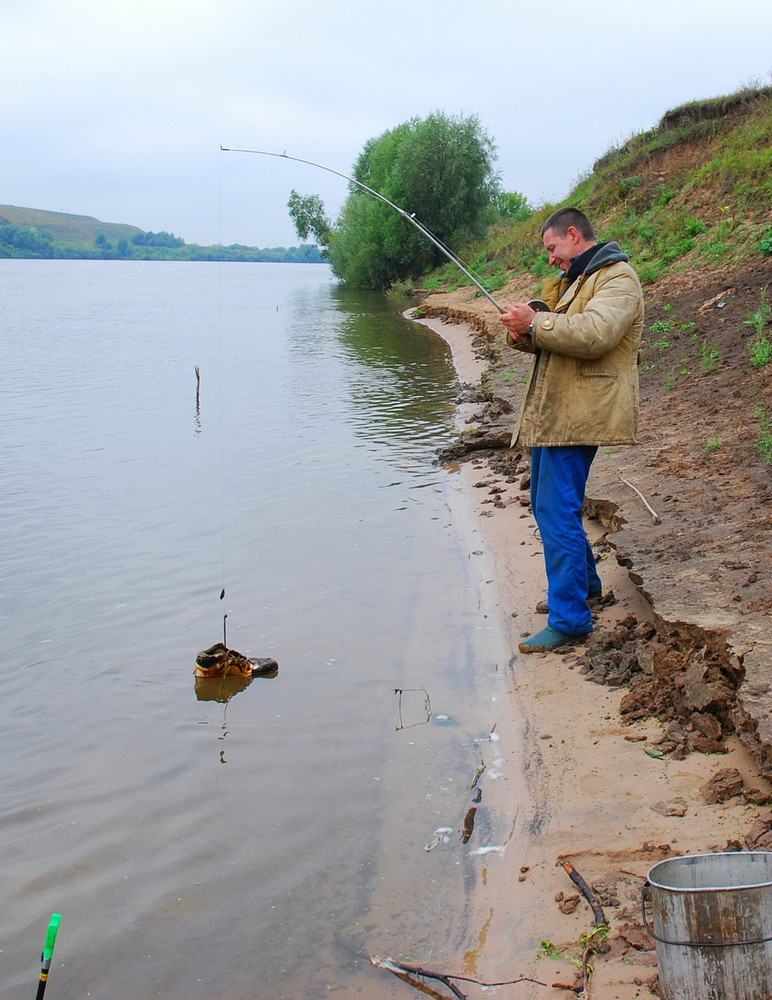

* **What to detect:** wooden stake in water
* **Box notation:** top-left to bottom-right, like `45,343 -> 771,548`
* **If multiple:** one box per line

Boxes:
220,589 -> 228,649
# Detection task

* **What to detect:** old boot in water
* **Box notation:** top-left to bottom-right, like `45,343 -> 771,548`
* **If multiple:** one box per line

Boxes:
195,643 -> 279,678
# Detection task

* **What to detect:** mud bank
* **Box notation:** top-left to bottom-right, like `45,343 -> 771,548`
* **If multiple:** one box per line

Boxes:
406,304 -> 772,1000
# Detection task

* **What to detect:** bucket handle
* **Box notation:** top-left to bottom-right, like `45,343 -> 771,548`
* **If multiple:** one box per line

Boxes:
642,881 -> 772,949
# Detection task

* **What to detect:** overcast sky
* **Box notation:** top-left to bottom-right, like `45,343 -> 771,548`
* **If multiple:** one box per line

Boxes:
3,0 -> 771,248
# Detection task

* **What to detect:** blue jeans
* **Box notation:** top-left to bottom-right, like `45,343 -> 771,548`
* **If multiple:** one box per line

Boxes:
530,445 -> 602,635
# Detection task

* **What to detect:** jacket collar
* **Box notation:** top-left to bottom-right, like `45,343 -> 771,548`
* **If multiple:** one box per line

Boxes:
561,241 -> 630,282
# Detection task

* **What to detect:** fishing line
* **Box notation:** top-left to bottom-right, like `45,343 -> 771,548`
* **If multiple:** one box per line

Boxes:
217,151 -> 229,644
220,145 -> 505,313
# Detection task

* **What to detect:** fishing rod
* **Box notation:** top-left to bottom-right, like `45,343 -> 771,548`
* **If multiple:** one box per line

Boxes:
35,914 -> 61,1000
220,145 -> 505,313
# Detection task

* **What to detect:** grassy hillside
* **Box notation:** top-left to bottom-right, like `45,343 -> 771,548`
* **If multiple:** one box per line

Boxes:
421,83 -> 772,297
0,204 -> 143,248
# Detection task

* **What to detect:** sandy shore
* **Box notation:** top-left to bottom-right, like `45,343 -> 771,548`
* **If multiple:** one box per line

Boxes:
410,313 -> 768,999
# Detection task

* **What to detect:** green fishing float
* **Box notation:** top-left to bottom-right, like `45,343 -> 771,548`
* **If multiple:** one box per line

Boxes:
35,914 -> 61,1000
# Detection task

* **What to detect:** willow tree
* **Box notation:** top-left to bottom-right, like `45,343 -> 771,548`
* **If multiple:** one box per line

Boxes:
288,111 -> 500,290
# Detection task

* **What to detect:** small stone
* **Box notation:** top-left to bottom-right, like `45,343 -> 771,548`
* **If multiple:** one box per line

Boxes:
700,767 -> 744,804
651,797 -> 688,817
744,787 -> 772,806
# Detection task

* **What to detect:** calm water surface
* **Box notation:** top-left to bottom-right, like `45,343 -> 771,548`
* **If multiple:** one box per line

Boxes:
0,261 -> 510,998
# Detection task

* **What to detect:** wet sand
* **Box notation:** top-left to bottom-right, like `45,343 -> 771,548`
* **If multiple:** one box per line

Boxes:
407,313 -> 767,999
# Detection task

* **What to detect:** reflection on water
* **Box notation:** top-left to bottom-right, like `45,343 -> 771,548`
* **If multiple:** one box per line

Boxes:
393,686 -> 433,731
194,363 -> 202,433
0,261 -> 509,999
194,673 -> 256,703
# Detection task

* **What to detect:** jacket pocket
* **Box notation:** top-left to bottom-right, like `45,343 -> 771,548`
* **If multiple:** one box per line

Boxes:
578,364 -> 618,379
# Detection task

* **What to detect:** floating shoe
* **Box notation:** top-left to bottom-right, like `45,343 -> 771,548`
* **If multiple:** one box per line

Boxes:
195,642 -> 279,678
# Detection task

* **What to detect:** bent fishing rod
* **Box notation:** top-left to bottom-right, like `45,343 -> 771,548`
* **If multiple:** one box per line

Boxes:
220,145 -> 505,313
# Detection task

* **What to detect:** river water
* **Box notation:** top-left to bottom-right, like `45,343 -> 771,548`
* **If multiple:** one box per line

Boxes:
0,261 -> 511,998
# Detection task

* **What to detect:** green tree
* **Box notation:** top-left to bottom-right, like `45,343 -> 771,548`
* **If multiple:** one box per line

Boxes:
287,191 -> 332,247
131,230 -> 184,248
495,190 -> 532,221
290,111 -> 500,290
0,225 -> 57,257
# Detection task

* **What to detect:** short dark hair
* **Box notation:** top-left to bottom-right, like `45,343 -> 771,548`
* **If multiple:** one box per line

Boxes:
540,207 -> 596,242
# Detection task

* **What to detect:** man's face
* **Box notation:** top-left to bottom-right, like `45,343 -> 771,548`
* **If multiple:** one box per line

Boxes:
542,226 -> 581,273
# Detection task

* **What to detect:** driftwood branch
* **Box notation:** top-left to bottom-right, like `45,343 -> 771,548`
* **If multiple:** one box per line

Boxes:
558,861 -> 610,997
370,957 -> 468,999
370,955 -> 551,997
560,861 -> 607,927
618,474 -> 661,524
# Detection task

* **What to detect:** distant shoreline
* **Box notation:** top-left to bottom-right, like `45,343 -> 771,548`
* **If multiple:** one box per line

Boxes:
0,254 -> 327,263
0,203 -> 324,263
0,244 -> 325,264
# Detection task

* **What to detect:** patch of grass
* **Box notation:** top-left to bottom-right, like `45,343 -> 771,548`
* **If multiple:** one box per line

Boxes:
699,340 -> 721,373
620,175 -> 643,196
698,218 -> 734,262
635,260 -> 667,284
538,940 -> 564,961
761,230 -> 772,257
685,218 -> 709,236
662,236 -> 695,263
705,437 -> 721,452
748,334 -> 772,368
422,267 -> 454,291
747,286 -> 771,367
747,285 -> 771,334
755,406 -> 772,464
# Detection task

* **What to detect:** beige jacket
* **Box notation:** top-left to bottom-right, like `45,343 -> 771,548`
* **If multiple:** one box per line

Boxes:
510,243 -> 644,448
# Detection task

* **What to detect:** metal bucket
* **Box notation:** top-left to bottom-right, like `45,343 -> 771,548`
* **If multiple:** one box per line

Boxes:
644,852 -> 772,1000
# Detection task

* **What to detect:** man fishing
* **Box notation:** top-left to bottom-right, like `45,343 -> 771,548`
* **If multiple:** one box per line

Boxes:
500,207 -> 644,653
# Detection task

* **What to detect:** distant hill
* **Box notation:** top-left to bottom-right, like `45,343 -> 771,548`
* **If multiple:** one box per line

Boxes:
0,204 -> 323,262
